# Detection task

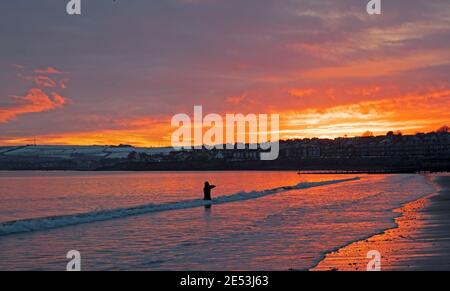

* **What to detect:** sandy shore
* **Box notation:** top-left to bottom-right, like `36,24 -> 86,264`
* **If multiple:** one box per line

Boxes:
312,174 -> 450,271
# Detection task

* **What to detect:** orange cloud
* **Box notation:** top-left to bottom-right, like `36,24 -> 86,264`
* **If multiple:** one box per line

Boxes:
288,88 -> 317,97
12,64 -> 25,70
1,88 -> 449,147
281,89 -> 450,138
22,75 -> 57,88
226,94 -> 246,105
34,66 -> 67,75
9,126 -> 171,148
59,78 -> 69,89
0,88 -> 68,123
0,116 -> 174,147
17,66 -> 70,89
304,50 -> 450,79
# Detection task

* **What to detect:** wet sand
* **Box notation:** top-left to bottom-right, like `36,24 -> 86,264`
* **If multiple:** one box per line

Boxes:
312,175 -> 450,271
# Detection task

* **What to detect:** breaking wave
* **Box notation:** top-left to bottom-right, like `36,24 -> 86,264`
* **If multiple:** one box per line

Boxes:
0,177 -> 360,236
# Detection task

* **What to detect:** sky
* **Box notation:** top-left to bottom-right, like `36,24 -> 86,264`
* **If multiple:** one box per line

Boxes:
0,0 -> 449,147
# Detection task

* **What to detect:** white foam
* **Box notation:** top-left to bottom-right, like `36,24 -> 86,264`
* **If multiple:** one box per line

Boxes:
0,177 -> 360,236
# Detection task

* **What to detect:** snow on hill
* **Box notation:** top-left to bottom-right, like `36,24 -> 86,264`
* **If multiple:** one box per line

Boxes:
0,145 -> 174,160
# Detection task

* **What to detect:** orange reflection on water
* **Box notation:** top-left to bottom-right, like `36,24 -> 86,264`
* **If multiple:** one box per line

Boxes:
312,195 -> 433,271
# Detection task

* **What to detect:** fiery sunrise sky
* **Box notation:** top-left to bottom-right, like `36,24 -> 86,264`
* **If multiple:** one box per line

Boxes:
1,0 -> 449,147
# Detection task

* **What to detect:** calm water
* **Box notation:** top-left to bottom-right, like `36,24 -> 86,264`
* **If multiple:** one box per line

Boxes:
0,171 -> 435,270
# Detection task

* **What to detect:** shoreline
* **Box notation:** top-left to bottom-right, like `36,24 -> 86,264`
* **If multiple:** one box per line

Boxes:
311,174 -> 450,271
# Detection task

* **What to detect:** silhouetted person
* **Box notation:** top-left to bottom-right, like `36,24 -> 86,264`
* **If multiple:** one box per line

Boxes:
203,181 -> 216,200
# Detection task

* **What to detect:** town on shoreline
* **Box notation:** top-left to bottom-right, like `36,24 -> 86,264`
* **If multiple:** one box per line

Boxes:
1,129 -> 449,172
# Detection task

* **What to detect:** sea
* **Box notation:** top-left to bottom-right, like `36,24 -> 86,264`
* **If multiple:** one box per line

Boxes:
0,171 -> 436,270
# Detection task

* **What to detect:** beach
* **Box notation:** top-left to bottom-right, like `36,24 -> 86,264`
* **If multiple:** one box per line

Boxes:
312,174 -> 450,271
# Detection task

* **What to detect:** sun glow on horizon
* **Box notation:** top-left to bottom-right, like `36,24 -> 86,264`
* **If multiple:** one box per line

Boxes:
1,88 -> 449,148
